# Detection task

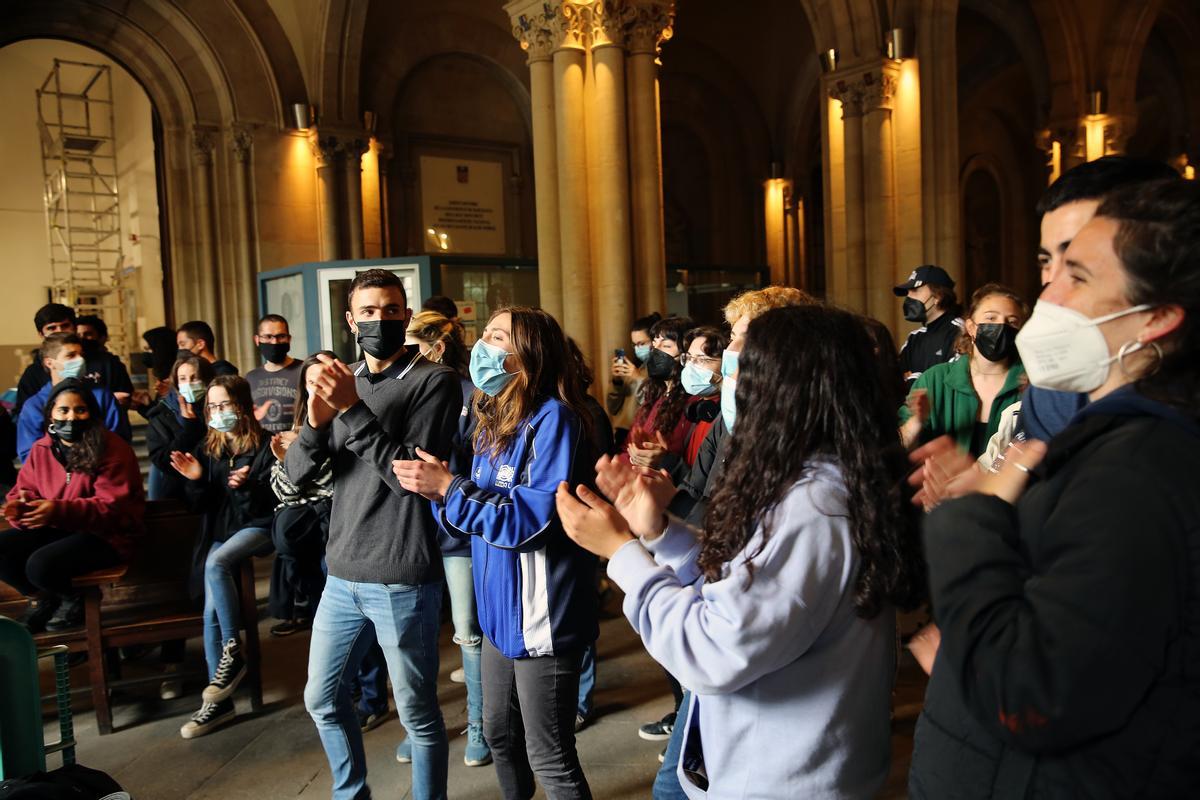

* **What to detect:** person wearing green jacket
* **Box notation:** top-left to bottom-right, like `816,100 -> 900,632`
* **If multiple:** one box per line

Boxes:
899,283 -> 1029,456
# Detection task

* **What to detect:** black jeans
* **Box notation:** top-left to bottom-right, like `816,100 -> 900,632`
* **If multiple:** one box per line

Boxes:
482,638 -> 592,800
0,527 -> 121,596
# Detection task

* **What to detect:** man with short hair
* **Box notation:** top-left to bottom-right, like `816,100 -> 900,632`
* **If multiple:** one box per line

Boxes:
895,265 -> 962,387
176,320 -> 238,376
15,304 -> 78,417
286,268 -> 460,799
16,334 -> 129,462
245,314 -> 301,434
75,315 -> 134,408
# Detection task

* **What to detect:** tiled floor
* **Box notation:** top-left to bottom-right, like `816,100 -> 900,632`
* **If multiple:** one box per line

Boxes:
37,575 -> 925,799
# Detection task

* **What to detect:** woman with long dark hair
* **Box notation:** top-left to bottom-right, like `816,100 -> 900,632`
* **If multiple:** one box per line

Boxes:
393,306 -> 597,800
626,316 -> 695,471
909,179 -> 1200,797
0,380 -> 144,632
171,374 -> 276,739
556,304 -> 926,799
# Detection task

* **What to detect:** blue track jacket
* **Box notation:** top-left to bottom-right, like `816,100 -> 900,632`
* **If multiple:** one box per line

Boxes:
433,397 -> 598,659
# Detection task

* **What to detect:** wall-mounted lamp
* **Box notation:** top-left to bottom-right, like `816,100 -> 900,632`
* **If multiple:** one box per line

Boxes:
1089,90 -> 1106,116
363,110 -> 377,136
820,49 -> 839,73
884,28 -> 908,61
290,103 -> 314,131
769,161 -> 783,180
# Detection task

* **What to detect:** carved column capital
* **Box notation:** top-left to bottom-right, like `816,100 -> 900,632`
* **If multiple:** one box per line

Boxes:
861,69 -> 899,112
549,1 -> 591,52
230,126 -> 254,164
508,0 -> 559,63
625,0 -> 674,56
828,61 -> 900,118
191,126 -> 217,166
829,79 -> 866,120
589,0 -> 633,49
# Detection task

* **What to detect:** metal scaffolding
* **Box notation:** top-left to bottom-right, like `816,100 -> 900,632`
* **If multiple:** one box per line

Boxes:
37,58 -> 130,358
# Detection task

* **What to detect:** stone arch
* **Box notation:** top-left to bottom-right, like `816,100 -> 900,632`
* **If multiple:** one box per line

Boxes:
959,154 -> 1011,293
798,0 -> 887,66
315,0 -> 371,126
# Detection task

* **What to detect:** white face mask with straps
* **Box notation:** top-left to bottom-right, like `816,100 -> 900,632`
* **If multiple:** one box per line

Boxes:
1014,299 -> 1152,393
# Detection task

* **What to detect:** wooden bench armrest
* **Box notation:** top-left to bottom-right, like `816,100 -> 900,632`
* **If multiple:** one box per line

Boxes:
71,565 -> 130,588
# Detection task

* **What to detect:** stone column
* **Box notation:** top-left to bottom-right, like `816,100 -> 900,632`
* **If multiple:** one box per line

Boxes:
830,79 -> 867,311
230,126 -> 259,368
310,132 -> 343,260
626,1 -> 673,315
550,4 -> 595,356
587,3 -> 636,396
861,65 -> 900,328
343,137 -> 368,259
376,140 -> 392,256
190,127 -> 222,324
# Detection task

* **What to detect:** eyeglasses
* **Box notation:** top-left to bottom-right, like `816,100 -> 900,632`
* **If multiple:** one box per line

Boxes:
257,334 -> 291,343
206,401 -> 237,413
679,353 -> 721,367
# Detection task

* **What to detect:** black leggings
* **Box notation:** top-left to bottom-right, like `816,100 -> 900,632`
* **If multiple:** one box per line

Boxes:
0,527 -> 121,596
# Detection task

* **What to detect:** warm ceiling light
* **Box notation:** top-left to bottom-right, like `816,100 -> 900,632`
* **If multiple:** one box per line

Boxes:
290,103 -> 314,131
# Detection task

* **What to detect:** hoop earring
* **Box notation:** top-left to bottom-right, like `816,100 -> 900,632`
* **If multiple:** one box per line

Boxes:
1117,339 -> 1163,379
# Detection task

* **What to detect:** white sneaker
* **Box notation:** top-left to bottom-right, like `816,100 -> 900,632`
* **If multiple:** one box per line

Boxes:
180,699 -> 235,739
450,667 -> 466,684
160,678 -> 184,700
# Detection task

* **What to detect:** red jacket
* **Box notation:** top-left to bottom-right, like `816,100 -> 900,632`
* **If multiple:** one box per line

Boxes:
6,430 -> 144,559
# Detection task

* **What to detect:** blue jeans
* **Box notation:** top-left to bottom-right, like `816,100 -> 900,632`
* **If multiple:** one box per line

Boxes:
577,642 -> 596,718
203,527 -> 272,680
147,465 -> 170,501
305,575 -> 448,800
443,554 -> 483,724
653,689 -> 690,800
355,632 -> 389,717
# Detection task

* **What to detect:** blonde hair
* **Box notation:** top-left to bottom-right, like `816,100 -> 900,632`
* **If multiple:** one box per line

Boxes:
407,310 -> 456,346
723,286 -> 817,324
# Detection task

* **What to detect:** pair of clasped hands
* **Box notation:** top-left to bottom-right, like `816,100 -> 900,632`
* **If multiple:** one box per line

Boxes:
4,491 -> 55,529
392,445 -> 674,562
906,433 -> 1047,675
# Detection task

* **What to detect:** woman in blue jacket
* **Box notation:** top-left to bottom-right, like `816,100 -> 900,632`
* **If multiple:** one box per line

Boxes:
556,305 -> 927,799
394,306 -> 597,800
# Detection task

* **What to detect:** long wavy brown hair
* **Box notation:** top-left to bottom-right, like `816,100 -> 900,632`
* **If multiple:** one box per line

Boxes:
472,307 -> 592,459
202,375 -> 265,458
701,305 -> 926,619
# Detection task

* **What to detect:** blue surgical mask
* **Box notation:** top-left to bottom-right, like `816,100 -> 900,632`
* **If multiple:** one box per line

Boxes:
721,349 -> 739,379
719,350 -> 739,431
208,410 -> 239,433
178,382 -> 206,404
470,339 -> 516,397
720,376 -> 737,432
59,356 -> 85,379
680,362 -> 718,397
633,344 -> 652,363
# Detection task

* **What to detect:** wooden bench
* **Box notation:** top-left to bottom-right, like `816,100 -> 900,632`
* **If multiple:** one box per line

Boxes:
2,500 -> 263,734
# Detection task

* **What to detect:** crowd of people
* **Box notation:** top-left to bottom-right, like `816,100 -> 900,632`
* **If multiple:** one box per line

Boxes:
1,154 -> 1198,800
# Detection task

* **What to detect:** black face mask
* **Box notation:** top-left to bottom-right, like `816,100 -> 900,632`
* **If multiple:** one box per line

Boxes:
50,419 -> 89,443
176,348 -> 194,363
355,319 -> 408,360
139,351 -> 156,370
646,348 -> 678,382
81,340 -> 102,359
259,342 -> 291,365
974,323 -> 1018,363
903,297 -> 929,323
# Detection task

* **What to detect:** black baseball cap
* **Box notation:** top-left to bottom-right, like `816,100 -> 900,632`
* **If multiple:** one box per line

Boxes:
894,265 -> 955,296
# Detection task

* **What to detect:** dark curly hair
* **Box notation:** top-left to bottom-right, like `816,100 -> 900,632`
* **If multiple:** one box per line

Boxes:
636,315 -> 694,438
43,380 -> 107,476
700,305 -> 926,618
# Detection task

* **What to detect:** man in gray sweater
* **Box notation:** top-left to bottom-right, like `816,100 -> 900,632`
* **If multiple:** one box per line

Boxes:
286,269 -> 461,800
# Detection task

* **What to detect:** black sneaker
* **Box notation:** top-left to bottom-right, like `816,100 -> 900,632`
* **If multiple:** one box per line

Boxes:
202,638 -> 246,703
269,618 -> 311,638
45,595 -> 84,632
638,711 -> 676,741
17,596 -> 60,634
179,698 -> 235,739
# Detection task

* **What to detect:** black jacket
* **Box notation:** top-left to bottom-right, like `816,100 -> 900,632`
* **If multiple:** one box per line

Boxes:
668,415 -> 729,527
899,312 -> 962,387
911,389 -> 1200,799
144,401 -> 205,500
